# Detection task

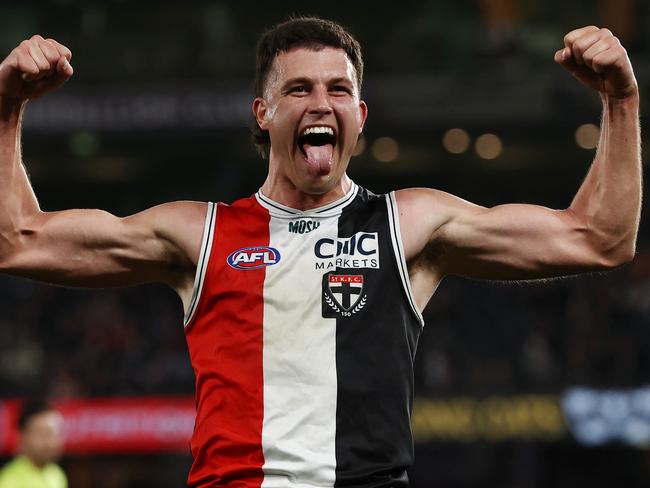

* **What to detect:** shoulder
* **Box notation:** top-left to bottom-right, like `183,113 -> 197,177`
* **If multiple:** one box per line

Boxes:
0,457 -> 30,486
128,200 -> 209,226
126,200 -> 210,239
118,201 -> 212,273
44,463 -> 67,488
0,456 -> 25,474
392,187 -> 485,260
0,458 -> 18,479
395,187 -> 486,229
394,187 -> 460,232
395,187 -> 479,212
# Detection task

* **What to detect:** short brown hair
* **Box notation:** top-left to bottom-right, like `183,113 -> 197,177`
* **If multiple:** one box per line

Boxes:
251,16 -> 364,159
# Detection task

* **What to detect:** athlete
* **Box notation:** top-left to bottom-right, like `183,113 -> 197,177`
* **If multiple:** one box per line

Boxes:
0,399 -> 67,488
0,16 -> 641,488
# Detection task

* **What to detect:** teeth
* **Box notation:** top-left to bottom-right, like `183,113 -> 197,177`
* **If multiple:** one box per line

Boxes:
301,126 -> 334,137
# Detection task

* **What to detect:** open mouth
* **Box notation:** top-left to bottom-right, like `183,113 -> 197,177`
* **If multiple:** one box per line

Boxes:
298,126 -> 337,152
297,126 -> 337,175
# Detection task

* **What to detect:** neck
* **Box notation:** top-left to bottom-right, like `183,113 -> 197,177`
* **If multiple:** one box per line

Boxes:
260,167 -> 353,211
22,455 -> 47,469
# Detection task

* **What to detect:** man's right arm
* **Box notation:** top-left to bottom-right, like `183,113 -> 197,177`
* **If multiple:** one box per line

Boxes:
0,36 -> 205,294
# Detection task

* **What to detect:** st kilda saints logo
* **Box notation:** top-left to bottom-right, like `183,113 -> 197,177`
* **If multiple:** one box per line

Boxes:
322,273 -> 368,318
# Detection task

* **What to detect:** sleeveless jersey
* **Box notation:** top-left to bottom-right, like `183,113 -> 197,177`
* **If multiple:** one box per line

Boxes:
184,183 -> 424,488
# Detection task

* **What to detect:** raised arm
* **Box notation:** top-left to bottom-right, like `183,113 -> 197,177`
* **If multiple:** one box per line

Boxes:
0,36 -> 205,300
398,26 -> 641,295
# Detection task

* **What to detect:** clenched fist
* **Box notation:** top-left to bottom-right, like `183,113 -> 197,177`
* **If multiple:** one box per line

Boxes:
555,26 -> 637,100
0,35 -> 73,103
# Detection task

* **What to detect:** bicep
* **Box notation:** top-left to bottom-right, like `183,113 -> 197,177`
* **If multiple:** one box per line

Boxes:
398,188 -> 612,281
0,204 -> 192,287
439,202 -> 610,279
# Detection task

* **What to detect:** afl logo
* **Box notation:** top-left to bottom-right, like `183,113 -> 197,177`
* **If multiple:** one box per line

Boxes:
227,246 -> 281,270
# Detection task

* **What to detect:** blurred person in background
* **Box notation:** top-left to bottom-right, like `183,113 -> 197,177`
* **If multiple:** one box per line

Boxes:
0,399 -> 67,488
0,16 -> 641,488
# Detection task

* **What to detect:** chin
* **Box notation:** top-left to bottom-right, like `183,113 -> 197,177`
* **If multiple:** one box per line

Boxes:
290,163 -> 333,190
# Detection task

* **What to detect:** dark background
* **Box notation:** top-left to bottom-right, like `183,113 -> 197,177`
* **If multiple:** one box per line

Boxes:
0,1 -> 648,486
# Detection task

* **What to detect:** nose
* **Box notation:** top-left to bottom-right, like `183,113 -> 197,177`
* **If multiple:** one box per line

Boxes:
307,85 -> 333,115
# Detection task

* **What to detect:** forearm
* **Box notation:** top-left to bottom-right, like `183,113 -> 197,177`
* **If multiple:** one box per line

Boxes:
569,92 -> 641,262
0,99 -> 41,256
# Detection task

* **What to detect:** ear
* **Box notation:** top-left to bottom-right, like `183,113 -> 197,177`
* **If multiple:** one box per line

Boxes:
358,100 -> 368,133
252,97 -> 269,130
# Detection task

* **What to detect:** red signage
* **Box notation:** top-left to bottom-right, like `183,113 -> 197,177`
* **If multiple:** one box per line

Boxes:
0,396 -> 195,455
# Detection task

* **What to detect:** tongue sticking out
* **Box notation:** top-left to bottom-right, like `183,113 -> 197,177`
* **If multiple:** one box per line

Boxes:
303,143 -> 333,175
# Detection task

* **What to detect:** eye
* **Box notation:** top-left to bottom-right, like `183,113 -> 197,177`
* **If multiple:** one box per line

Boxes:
331,85 -> 352,95
289,85 -> 308,94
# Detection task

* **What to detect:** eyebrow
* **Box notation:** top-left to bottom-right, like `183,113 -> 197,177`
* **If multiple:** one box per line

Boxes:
329,77 -> 354,86
281,77 -> 312,89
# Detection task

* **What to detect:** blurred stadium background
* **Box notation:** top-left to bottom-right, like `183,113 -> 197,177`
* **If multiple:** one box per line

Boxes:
0,0 -> 649,486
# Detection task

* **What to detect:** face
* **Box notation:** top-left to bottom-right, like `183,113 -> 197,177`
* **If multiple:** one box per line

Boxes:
253,46 -> 368,194
21,410 -> 64,467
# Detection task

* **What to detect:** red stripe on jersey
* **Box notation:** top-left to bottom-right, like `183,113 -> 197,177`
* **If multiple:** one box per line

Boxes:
185,197 -> 268,487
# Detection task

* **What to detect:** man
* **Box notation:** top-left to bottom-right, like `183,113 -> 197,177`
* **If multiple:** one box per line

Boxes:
0,399 -> 67,488
0,16 -> 641,488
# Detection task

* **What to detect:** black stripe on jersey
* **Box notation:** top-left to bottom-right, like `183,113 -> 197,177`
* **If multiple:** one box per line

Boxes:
333,187 -> 421,487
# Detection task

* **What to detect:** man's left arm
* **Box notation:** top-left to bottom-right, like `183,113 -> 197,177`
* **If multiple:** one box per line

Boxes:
398,26 -> 641,281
